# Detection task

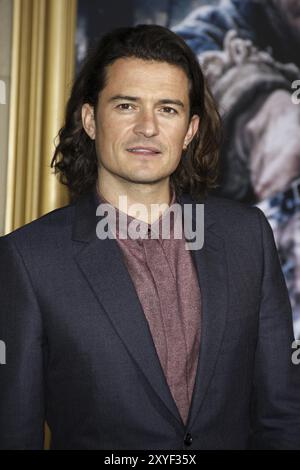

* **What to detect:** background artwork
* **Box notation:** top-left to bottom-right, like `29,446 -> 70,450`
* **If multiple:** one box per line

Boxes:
76,0 -> 300,338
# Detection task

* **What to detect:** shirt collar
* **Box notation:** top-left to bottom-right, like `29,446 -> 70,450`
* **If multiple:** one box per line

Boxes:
94,184 -> 179,241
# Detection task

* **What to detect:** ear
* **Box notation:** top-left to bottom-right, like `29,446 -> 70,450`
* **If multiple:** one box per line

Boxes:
82,103 -> 96,140
183,114 -> 200,149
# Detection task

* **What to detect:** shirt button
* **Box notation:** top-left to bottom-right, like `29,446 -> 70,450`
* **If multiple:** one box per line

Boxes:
184,432 -> 193,446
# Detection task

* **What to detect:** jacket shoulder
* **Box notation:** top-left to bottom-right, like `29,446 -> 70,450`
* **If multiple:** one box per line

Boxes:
205,194 -> 259,217
1,201 -> 76,249
184,192 -> 262,223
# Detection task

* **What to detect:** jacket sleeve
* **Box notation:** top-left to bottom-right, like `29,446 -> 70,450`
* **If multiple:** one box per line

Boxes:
0,236 -> 45,449
249,207 -> 300,449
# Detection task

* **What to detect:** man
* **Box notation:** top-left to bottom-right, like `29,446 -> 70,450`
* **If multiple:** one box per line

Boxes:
0,25 -> 299,450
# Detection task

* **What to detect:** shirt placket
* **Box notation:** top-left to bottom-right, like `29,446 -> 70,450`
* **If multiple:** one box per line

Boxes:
142,235 -> 190,423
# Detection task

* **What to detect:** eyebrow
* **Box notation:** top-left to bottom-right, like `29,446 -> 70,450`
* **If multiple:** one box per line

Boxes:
108,94 -> 185,108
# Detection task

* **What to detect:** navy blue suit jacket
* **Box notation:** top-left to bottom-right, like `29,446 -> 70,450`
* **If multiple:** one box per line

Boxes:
0,191 -> 299,449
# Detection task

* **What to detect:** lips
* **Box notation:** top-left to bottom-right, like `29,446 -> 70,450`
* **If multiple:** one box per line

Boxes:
126,146 -> 161,155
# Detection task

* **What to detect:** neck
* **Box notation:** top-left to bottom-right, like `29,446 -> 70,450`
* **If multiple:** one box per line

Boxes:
97,171 -> 173,224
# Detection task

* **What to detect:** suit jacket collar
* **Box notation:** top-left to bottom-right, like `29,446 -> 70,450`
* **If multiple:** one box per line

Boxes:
72,190 -> 215,242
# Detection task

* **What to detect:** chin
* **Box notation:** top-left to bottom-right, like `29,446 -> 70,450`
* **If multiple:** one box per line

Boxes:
121,168 -> 165,182
124,172 -> 168,185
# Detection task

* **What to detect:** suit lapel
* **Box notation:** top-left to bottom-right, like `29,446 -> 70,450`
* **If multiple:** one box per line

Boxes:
179,195 -> 229,429
72,192 -> 184,430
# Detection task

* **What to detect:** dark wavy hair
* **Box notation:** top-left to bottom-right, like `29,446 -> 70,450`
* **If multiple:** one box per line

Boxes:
51,24 -> 222,202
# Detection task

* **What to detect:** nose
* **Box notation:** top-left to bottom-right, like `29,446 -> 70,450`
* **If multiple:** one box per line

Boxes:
133,109 -> 159,138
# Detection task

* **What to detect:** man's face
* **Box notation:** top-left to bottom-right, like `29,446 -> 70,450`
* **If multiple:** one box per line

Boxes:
82,57 -> 199,187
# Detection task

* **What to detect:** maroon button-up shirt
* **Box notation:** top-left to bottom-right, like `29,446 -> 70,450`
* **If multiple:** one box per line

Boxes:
95,186 -> 201,424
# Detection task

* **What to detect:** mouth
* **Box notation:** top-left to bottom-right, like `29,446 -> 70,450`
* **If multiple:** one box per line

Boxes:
126,146 -> 162,156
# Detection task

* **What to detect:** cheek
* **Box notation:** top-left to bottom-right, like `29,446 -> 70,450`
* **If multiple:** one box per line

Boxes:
163,122 -> 186,146
169,133 -> 186,153
97,121 -> 121,151
104,117 -> 133,145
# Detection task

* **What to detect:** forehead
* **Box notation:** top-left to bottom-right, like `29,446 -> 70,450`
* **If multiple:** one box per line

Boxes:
101,57 -> 190,101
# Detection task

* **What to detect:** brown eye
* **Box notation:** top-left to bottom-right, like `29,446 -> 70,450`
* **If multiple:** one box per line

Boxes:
161,107 -> 177,114
117,103 -> 134,110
